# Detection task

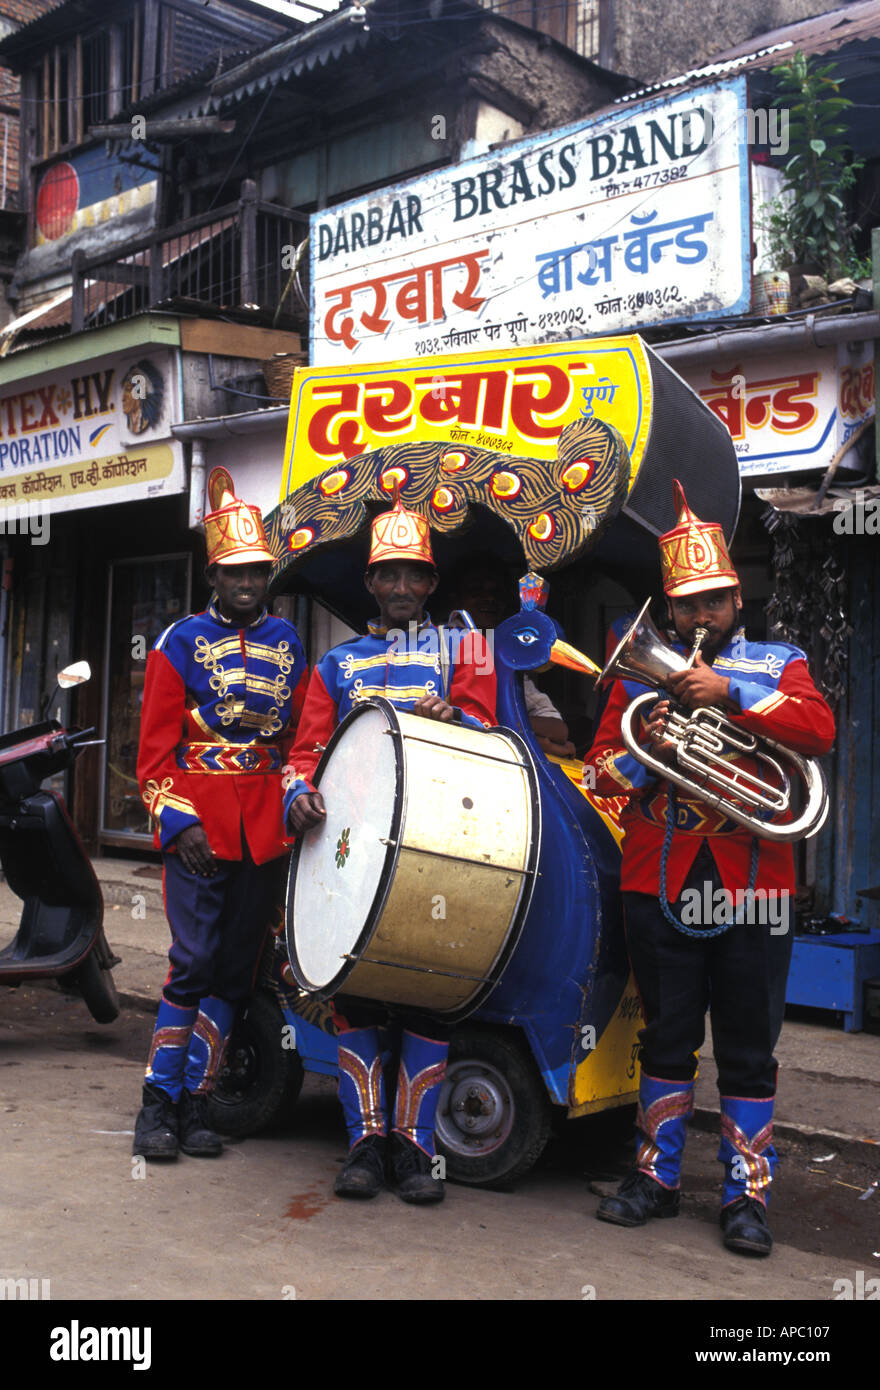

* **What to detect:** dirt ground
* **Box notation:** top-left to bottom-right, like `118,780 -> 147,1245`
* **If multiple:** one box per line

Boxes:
2,981 -> 878,1292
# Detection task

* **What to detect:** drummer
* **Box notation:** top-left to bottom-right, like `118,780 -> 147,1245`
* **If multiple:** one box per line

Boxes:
284,492 -> 497,1204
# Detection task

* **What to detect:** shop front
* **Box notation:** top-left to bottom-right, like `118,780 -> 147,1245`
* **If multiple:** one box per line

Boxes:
0,318 -> 194,852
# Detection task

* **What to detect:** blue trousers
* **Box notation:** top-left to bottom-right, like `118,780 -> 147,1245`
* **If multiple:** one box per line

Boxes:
623,844 -> 793,1097
162,847 -> 281,1005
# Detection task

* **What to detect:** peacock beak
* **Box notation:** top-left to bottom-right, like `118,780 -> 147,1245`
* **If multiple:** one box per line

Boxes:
548,638 -> 602,677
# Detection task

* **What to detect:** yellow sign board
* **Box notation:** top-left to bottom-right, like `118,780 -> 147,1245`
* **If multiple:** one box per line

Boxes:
0,444 -> 177,508
281,336 -> 655,500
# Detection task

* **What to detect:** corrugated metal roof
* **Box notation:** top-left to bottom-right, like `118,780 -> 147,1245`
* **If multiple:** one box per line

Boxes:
618,0 -> 880,104
206,2 -> 375,105
99,2 -> 372,122
709,0 -> 880,62
0,0 -> 304,62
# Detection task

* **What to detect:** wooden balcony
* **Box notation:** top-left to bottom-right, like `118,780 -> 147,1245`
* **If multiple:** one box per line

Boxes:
70,182 -> 308,333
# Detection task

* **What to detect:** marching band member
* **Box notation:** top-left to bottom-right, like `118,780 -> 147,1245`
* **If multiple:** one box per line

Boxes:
586,481 -> 834,1255
134,469 -> 308,1161
285,493 -> 497,1204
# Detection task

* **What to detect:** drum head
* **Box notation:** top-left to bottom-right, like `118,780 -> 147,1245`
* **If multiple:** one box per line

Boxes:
287,702 -> 400,994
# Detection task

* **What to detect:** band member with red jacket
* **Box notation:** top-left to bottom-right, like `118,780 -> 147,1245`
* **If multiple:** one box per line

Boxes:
134,468 -> 308,1162
285,492 -> 497,1204
585,481 -> 834,1255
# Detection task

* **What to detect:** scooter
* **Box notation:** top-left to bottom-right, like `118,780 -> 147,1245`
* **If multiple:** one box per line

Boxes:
0,663 -> 119,1023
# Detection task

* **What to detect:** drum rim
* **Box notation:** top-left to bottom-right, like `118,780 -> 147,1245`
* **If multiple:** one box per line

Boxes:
285,703 -> 543,1019
285,696 -> 404,1000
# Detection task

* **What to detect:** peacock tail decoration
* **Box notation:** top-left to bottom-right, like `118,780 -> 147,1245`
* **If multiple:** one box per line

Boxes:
265,415 -> 630,582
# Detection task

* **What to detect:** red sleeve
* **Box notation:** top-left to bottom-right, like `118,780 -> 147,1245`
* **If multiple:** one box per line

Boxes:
278,664 -> 310,768
284,668 -> 339,795
584,677 -> 657,797
449,631 -> 497,727
136,649 -> 201,847
728,658 -> 835,756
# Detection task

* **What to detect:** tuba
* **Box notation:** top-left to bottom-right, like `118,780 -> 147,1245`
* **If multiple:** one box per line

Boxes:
598,599 -> 829,843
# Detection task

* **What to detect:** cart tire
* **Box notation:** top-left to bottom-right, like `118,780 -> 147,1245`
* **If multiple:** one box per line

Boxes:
207,992 -> 304,1137
435,1025 -> 553,1187
68,951 -> 119,1024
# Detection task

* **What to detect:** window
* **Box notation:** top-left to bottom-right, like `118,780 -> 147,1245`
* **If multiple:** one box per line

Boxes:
29,3 -> 252,162
474,0 -> 601,62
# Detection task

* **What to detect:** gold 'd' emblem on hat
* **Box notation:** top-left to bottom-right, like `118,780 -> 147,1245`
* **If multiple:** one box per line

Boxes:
204,467 -> 275,566
659,479 -> 738,597
368,482 -> 435,568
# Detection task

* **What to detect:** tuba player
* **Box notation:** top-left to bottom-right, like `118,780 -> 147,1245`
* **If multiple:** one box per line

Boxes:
585,481 -> 834,1255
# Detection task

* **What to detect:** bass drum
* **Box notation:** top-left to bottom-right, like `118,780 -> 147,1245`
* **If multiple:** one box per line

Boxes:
286,697 -> 540,1021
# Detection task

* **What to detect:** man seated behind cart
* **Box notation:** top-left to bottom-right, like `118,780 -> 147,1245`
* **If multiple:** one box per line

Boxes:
283,492 -> 497,1204
446,555 -> 575,758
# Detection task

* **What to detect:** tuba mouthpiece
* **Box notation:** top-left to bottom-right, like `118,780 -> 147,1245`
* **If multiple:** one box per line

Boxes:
686,626 -> 709,669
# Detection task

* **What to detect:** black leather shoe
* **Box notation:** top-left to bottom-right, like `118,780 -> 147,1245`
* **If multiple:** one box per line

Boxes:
721,1196 -> 773,1255
595,1170 -> 680,1226
133,1084 -> 179,1161
335,1135 -> 387,1198
178,1089 -> 223,1157
389,1132 -> 444,1204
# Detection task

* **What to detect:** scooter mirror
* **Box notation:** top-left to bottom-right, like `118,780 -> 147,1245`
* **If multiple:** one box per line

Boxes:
57,661 -> 91,689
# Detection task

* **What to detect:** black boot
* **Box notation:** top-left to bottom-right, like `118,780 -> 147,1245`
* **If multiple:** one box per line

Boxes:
178,1089 -> 223,1157
721,1196 -> 773,1255
389,1132 -> 444,1205
133,1083 -> 179,1161
596,1170 -> 680,1226
335,1135 -> 387,1198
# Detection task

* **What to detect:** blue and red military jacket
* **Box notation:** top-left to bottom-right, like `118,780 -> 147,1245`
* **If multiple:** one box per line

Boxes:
138,602 -> 308,864
586,627 -> 835,897
283,616 -> 497,819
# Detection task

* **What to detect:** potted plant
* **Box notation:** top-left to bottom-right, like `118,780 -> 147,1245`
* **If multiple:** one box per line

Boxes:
755,52 -> 870,301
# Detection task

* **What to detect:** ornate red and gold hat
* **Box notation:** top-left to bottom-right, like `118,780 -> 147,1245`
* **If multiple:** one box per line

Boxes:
659,479 -> 738,597
368,488 -> 435,568
204,467 -> 275,566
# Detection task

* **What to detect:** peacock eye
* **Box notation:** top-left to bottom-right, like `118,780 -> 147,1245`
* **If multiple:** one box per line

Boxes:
517,629 -> 539,645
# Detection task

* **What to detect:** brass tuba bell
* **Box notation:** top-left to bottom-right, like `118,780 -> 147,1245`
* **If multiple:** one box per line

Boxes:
598,599 -> 829,843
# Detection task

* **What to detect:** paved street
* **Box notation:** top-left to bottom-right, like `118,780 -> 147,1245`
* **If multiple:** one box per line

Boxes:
2,858 -> 879,1378
2,975 -> 878,1308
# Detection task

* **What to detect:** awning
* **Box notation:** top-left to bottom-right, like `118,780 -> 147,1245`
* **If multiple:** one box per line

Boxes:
0,289 -> 73,354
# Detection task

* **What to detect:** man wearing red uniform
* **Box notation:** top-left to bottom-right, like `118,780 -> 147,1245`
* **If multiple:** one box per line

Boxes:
586,481 -> 834,1254
133,468 -> 308,1161
286,493 -> 497,1204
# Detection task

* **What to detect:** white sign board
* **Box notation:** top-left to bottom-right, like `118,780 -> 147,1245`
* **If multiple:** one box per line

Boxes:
312,78 -> 750,366
0,347 -> 185,515
680,342 -> 875,477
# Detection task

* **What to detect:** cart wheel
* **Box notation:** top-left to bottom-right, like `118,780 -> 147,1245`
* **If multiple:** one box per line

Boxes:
207,992 -> 304,1137
435,1025 -> 552,1186
68,951 -> 119,1024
